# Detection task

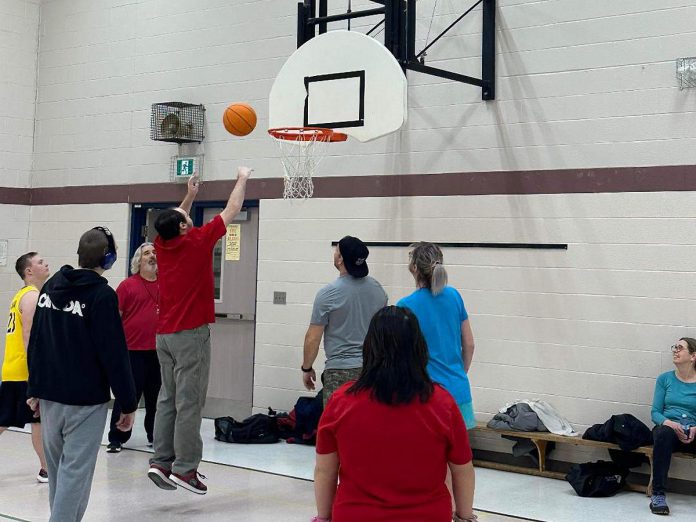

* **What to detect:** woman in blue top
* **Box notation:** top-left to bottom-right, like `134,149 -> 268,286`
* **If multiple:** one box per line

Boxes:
397,242 -> 476,430
649,337 -> 696,516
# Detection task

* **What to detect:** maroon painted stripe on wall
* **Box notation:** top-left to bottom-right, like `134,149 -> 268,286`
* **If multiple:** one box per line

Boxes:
0,187 -> 30,205
2,165 -> 696,205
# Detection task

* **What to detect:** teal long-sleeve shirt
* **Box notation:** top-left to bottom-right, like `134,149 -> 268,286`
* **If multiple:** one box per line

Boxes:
651,371 -> 696,427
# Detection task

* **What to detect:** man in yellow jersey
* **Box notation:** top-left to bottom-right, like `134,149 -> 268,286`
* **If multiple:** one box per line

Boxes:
0,252 -> 50,482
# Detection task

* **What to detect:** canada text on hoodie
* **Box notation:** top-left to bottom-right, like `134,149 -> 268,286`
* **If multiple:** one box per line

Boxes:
27,265 -> 137,412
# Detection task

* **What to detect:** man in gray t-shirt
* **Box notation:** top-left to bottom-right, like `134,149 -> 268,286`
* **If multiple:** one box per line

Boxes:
302,236 -> 387,407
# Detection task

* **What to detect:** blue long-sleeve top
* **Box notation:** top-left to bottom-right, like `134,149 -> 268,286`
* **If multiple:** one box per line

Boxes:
651,371 -> 696,426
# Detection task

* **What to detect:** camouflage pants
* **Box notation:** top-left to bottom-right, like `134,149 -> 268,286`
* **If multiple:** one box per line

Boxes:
322,367 -> 362,408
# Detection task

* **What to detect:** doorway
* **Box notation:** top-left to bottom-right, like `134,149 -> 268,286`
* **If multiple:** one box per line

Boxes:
129,203 -> 259,419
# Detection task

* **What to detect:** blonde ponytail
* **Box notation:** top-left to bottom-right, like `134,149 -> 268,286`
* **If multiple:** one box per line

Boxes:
409,242 -> 448,295
430,262 -> 448,296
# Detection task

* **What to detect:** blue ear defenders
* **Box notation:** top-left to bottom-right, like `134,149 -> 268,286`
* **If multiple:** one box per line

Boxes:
93,226 -> 117,270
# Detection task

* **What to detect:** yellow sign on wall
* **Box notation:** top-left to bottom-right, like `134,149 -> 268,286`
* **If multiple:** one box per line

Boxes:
225,224 -> 241,261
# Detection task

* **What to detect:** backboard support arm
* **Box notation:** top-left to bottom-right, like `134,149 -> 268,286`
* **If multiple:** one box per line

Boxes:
297,0 -> 496,100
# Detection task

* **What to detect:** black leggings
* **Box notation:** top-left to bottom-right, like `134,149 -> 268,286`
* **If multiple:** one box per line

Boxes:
651,424 -> 696,494
108,350 -> 161,444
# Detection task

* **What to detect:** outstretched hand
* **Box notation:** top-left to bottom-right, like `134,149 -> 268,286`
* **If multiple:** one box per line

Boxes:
237,166 -> 253,180
187,173 -> 200,196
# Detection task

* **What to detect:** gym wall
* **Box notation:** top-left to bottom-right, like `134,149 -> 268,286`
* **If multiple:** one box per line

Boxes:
0,0 -> 695,479
0,0 -> 39,352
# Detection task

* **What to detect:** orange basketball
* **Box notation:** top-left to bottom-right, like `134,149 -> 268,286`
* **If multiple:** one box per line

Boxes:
223,103 -> 257,136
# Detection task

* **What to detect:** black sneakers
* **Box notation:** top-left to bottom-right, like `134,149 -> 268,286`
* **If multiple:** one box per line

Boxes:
106,442 -> 122,453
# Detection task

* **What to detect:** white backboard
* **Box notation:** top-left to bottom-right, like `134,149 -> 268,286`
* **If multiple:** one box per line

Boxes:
269,30 -> 408,142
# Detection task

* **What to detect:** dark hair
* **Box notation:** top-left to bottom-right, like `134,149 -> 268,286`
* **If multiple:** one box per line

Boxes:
679,337 -> 696,370
15,252 -> 37,280
348,306 -> 434,405
154,209 -> 186,240
77,229 -> 108,269
409,242 -> 448,295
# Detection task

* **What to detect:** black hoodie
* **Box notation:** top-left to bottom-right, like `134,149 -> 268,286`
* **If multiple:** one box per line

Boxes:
27,265 -> 137,413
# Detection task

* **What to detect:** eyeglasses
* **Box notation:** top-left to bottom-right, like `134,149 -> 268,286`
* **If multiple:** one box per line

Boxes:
671,344 -> 686,354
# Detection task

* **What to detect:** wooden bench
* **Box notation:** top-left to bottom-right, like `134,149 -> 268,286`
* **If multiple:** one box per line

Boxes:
472,422 -> 696,495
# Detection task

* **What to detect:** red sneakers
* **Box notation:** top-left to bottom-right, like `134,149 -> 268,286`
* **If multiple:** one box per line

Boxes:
170,470 -> 207,495
147,464 -> 178,490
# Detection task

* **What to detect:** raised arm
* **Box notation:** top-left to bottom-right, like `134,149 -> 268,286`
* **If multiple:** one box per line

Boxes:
220,166 -> 252,226
179,173 -> 200,215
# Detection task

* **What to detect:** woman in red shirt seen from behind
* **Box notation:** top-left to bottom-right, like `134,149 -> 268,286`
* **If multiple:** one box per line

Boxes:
313,306 -> 477,522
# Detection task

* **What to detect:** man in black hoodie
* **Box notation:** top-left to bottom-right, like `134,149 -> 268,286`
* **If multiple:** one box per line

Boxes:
27,227 -> 137,522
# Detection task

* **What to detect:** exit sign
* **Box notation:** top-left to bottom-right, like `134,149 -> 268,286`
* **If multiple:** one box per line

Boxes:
176,158 -> 195,178
170,155 -> 203,183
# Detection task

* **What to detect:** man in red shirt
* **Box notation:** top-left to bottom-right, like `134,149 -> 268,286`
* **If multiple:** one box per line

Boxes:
106,242 -> 160,453
147,167 -> 251,495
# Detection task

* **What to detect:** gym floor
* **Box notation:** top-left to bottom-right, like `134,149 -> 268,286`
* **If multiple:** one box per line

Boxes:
0,413 -> 693,521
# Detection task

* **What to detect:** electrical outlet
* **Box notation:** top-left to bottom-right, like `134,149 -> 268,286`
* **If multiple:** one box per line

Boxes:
273,291 -> 287,305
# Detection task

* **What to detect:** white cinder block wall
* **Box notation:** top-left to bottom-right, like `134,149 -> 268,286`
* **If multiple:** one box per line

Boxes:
255,193 -> 696,480
30,0 -> 696,186
0,0 -> 40,362
0,0 -> 695,478
27,204 -> 130,288
0,0 -> 39,189
0,205 -> 30,319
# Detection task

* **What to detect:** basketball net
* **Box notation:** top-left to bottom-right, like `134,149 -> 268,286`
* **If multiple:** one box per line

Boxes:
269,128 -> 347,199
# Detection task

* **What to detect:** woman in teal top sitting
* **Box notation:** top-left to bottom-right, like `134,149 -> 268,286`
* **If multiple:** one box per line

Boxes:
649,337 -> 696,516
397,242 -> 476,429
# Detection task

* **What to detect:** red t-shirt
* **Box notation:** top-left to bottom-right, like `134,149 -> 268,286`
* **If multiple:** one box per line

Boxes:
316,383 -> 473,522
155,214 -> 226,334
116,274 -> 158,350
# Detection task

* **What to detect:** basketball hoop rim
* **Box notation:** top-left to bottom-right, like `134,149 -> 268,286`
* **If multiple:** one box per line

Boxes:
268,127 -> 348,142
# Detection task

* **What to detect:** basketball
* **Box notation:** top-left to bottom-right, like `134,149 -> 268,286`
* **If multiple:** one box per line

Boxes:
223,103 -> 257,136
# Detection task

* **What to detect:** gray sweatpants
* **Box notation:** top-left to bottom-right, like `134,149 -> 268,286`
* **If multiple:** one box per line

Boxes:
151,325 -> 211,475
40,400 -> 108,522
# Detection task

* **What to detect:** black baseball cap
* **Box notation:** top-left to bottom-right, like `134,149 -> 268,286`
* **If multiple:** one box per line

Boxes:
338,236 -> 369,278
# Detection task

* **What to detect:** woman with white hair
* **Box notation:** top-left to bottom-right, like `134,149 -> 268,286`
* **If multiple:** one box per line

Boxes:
106,242 -> 161,453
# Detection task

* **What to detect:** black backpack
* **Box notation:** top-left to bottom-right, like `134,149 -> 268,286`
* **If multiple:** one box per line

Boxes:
214,413 -> 279,444
565,460 -> 628,497
286,391 -> 323,445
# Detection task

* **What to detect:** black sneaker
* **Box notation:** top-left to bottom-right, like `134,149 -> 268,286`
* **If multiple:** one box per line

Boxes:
36,468 -> 48,483
106,442 -> 122,453
650,493 -> 670,515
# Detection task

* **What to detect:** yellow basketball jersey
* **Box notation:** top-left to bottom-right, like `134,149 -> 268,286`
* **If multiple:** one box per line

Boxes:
2,285 -> 37,382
